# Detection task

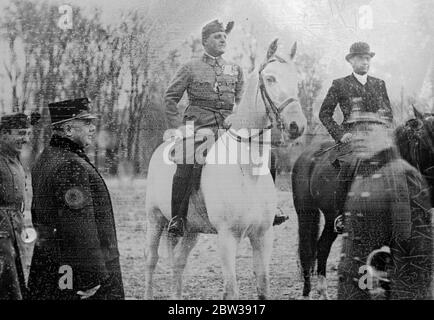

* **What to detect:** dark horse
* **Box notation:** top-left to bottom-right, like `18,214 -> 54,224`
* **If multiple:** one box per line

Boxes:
292,107 -> 434,299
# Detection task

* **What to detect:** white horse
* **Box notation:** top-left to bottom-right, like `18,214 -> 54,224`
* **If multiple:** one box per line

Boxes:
144,39 -> 307,300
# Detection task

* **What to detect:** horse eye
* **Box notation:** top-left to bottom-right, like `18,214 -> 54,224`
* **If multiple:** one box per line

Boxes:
409,119 -> 423,129
266,76 -> 276,84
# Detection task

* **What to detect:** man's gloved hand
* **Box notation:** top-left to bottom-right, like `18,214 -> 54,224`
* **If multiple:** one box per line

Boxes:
340,133 -> 353,144
77,284 -> 101,300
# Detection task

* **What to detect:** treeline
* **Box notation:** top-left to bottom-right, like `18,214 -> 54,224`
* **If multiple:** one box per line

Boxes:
0,0 -> 180,175
0,0 -> 332,176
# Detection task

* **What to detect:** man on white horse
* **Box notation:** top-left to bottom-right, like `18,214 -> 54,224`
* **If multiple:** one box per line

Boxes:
164,20 -> 287,236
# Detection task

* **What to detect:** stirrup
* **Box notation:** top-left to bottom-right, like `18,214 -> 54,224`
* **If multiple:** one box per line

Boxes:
273,208 -> 289,226
333,215 -> 344,234
168,216 -> 184,237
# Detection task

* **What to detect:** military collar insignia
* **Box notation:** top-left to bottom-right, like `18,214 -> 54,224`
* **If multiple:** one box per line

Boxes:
202,53 -> 223,66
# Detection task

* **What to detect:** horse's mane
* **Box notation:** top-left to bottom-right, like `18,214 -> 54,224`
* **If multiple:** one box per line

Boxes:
225,69 -> 268,131
394,116 -> 434,169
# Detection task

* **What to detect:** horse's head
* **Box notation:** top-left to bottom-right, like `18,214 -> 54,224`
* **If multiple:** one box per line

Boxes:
395,106 -> 434,177
227,39 -> 306,144
259,39 -> 306,143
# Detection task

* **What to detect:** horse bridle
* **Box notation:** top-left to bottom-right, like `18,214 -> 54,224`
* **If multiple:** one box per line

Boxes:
227,55 -> 297,144
258,55 -> 297,131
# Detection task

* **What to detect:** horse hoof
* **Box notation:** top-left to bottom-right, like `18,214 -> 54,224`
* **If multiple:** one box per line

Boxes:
317,275 -> 329,300
299,294 -> 311,300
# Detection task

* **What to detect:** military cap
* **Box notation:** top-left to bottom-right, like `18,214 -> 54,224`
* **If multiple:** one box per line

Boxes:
0,113 -> 31,130
48,98 -> 98,125
345,42 -> 375,61
202,19 -> 234,43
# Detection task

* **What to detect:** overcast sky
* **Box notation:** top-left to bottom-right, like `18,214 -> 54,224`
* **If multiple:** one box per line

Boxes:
0,0 -> 432,111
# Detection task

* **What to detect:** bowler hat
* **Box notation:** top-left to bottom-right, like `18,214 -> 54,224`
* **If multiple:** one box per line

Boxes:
345,42 -> 375,61
48,98 -> 98,126
202,20 -> 234,44
0,113 -> 31,130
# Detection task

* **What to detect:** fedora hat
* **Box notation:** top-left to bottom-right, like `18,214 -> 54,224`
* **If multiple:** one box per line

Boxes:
345,42 -> 375,61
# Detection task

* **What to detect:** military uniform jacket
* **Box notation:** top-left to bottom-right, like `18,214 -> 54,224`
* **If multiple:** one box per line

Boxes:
319,74 -> 392,142
338,149 -> 433,300
0,142 -> 27,299
0,142 -> 26,209
165,53 -> 244,130
28,135 -> 123,299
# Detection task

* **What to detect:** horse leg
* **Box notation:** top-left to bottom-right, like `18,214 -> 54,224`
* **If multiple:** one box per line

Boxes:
249,227 -> 273,300
292,159 -> 321,299
316,218 -> 338,300
295,206 -> 320,299
218,230 -> 240,300
171,232 -> 199,299
144,209 -> 166,300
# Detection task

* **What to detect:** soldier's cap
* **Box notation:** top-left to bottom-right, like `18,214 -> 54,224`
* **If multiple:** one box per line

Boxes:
202,20 -> 234,44
0,113 -> 31,130
347,111 -> 390,126
48,98 -> 98,126
345,42 -> 375,62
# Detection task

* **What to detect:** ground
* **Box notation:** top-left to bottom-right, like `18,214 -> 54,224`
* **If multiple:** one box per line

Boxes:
22,173 -> 342,300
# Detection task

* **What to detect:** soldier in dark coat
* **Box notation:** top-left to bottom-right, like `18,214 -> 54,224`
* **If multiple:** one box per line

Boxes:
318,42 -> 393,233
0,113 -> 32,299
27,98 -> 124,300
337,120 -> 433,299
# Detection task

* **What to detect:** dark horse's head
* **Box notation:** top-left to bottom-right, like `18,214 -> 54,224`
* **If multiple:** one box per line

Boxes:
395,106 -> 434,185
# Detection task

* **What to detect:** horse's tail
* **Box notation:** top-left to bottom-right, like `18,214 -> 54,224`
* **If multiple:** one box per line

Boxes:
292,151 -> 320,280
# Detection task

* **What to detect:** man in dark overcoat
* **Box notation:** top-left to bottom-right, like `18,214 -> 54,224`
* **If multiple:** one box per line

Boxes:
0,113 -> 32,299
337,118 -> 433,299
27,98 -> 124,300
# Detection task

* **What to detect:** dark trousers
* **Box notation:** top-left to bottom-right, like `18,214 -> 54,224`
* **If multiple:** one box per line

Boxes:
0,209 -> 27,300
171,150 -> 277,219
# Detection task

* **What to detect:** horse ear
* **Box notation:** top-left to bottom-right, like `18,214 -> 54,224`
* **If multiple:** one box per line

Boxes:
290,41 -> 297,60
266,38 -> 278,60
413,105 -> 424,120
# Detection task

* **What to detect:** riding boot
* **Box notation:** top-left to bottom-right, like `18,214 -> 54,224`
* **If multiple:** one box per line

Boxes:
270,150 -> 277,183
334,160 -> 356,233
169,164 -> 194,237
269,150 -> 289,226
